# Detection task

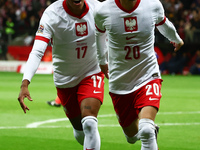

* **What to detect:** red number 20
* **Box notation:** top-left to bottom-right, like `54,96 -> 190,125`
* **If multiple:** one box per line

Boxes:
124,46 -> 140,60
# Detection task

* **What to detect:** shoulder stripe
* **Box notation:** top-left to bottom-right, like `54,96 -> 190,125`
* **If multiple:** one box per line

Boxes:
95,24 -> 106,33
35,36 -> 50,43
156,16 -> 166,26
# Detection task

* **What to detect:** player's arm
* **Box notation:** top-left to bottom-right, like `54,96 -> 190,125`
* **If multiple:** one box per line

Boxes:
156,18 -> 184,51
18,39 -> 49,113
95,28 -> 109,78
94,9 -> 109,78
18,10 -> 53,113
155,0 -> 184,51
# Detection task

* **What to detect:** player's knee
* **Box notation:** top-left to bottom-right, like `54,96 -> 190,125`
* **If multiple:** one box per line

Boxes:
82,116 -> 98,133
139,119 -> 155,140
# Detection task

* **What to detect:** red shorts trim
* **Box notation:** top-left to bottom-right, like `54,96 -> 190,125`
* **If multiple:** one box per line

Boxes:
56,72 -> 104,119
109,79 -> 163,127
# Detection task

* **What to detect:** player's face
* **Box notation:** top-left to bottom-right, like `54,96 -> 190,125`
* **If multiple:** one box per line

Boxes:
66,0 -> 85,10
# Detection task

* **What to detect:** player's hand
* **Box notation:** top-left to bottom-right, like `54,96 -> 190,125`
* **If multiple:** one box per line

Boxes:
170,40 -> 184,52
100,64 -> 109,79
17,80 -> 32,113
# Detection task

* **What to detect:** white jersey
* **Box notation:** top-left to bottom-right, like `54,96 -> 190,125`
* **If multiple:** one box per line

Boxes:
94,0 -> 182,94
23,0 -> 101,88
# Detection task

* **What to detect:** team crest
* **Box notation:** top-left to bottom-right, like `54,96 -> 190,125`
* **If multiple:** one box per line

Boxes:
37,25 -> 44,34
75,22 -> 88,36
124,17 -> 138,32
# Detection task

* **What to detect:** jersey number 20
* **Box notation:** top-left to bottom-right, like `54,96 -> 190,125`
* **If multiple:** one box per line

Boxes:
124,46 -> 140,60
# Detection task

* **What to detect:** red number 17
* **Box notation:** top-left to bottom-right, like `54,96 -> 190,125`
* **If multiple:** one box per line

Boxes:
76,46 -> 87,59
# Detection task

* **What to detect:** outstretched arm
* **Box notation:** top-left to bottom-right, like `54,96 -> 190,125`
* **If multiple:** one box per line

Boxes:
155,0 -> 184,51
17,40 -> 48,113
156,18 -> 184,51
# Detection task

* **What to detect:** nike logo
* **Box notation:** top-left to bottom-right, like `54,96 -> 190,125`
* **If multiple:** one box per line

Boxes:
126,36 -> 136,40
93,90 -> 102,94
149,97 -> 159,101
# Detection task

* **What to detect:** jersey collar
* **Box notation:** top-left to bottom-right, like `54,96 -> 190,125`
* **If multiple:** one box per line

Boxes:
115,0 -> 141,13
63,0 -> 89,19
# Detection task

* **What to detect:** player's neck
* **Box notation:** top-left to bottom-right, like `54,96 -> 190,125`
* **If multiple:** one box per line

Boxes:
119,0 -> 137,11
66,1 -> 86,16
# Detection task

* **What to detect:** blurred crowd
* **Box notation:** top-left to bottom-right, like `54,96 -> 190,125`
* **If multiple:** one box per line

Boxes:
0,0 -> 199,44
0,0 -> 200,75
0,0 -> 55,44
0,0 -> 200,43
158,0 -> 200,43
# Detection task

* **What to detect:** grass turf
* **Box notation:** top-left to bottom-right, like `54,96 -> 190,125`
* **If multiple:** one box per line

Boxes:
0,72 -> 200,150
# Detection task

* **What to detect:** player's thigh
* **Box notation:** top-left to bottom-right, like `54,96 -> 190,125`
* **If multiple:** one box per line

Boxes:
78,72 -> 104,118
138,106 -> 158,121
135,79 -> 162,120
56,86 -> 82,121
80,98 -> 102,118
109,92 -> 138,128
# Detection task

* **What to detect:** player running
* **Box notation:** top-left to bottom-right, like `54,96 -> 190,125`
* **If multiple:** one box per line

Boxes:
18,0 -> 104,149
94,0 -> 184,149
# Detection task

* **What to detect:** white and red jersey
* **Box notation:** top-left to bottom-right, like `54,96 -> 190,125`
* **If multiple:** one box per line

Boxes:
23,0 -> 101,88
94,0 -> 182,94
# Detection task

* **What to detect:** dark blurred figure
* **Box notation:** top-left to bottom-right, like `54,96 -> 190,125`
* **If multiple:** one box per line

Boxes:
189,50 -> 200,74
160,51 -> 188,75
191,9 -> 200,43
5,17 -> 15,44
0,31 -> 7,60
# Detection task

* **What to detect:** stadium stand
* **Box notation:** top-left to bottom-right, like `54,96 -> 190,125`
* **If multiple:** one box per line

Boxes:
0,0 -> 200,75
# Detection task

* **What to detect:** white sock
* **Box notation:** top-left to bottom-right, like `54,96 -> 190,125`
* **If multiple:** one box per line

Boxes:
73,128 -> 84,145
138,119 -> 158,150
81,116 -> 100,150
124,132 -> 139,144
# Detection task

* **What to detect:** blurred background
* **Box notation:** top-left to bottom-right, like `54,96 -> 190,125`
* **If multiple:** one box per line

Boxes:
0,0 -> 200,75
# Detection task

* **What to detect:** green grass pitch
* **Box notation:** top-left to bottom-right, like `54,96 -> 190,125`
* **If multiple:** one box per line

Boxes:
0,72 -> 199,150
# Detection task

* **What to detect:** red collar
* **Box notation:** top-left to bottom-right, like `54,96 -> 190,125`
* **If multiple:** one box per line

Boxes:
63,0 -> 89,19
